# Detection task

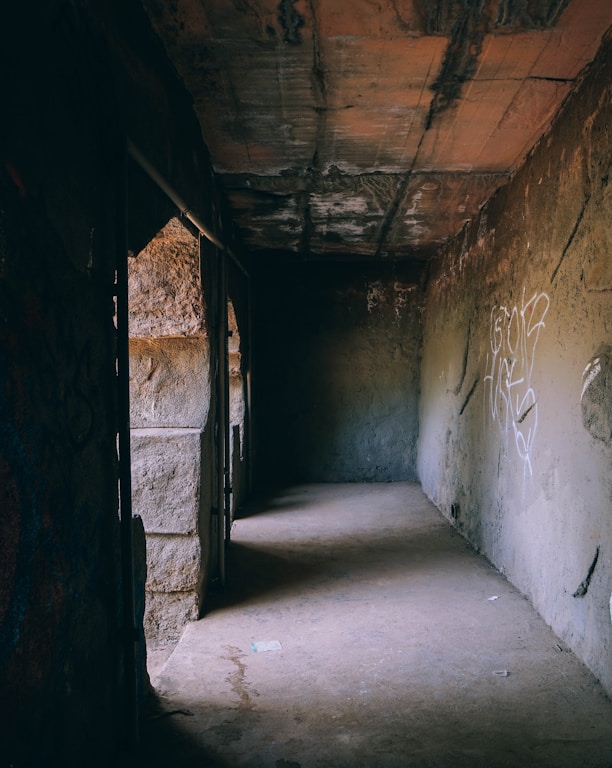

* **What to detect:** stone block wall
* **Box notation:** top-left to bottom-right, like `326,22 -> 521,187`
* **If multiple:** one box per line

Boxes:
418,37 -> 612,694
129,218 -> 213,644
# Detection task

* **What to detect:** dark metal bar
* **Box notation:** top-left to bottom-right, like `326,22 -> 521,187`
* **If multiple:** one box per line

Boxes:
127,139 -> 224,250
217,245 -> 228,585
116,139 -> 139,745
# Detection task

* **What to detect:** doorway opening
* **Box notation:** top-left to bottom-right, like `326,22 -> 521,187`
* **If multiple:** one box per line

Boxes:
228,298 -> 247,522
127,216 -> 214,675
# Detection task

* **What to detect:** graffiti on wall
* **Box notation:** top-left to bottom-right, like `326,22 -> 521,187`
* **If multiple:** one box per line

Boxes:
484,288 -> 550,476
366,279 -> 417,326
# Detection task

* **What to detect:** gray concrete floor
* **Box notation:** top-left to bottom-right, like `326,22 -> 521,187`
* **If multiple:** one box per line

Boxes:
131,483 -> 612,767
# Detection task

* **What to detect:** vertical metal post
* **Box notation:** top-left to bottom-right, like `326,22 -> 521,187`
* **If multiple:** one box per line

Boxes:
224,287 -> 232,545
245,274 -> 253,495
115,140 -> 139,745
125,142 -> 252,588
217,245 -> 228,586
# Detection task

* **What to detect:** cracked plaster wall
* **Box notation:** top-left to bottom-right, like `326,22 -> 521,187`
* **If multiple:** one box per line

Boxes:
418,36 -> 611,694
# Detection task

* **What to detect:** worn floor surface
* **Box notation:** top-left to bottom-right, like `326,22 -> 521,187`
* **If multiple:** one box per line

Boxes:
127,483 -> 612,767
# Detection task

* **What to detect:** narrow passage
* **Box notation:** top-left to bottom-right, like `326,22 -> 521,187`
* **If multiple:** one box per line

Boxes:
134,484 -> 612,768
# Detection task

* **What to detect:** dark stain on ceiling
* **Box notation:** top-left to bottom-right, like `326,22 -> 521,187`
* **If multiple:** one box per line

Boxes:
140,0 -> 611,261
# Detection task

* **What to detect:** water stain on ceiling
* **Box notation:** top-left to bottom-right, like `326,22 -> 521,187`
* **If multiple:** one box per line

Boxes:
140,0 -> 612,261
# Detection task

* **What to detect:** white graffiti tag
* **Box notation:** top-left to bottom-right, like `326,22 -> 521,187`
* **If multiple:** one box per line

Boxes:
484,289 -> 550,476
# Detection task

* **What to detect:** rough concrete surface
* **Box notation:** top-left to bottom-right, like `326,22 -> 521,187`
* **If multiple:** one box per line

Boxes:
125,484 -> 612,767
141,0 -> 612,258
418,36 -> 612,695
254,263 -> 423,484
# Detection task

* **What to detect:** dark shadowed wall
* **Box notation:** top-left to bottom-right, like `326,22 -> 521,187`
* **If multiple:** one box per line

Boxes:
0,1 -> 251,764
254,262 -> 423,485
0,5 -> 124,763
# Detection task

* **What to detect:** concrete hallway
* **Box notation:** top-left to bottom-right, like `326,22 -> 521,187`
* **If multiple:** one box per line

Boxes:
135,484 -> 612,767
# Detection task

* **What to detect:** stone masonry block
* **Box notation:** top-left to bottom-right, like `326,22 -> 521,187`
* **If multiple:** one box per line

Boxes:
128,216 -> 206,337
144,590 -> 199,644
131,428 -> 202,534
129,337 -> 211,429
145,533 -> 202,592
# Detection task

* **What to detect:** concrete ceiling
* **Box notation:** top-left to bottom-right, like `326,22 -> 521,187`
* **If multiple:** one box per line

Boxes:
141,0 -> 611,261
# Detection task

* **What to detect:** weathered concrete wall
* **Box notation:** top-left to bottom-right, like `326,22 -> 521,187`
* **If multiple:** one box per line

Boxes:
129,219 -> 213,643
0,4 -> 124,763
254,263 -> 423,484
418,36 -> 611,694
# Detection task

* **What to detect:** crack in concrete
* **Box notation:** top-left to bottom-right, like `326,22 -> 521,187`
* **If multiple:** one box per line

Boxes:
299,193 -> 314,254
474,76 -> 572,83
550,195 -> 590,283
278,0 -> 304,45
373,118 -> 435,258
419,0 -> 459,35
516,401 -> 536,424
543,0 -> 570,26
427,0 -> 487,128
375,2 -> 490,257
298,0 -> 327,255
308,0 -> 327,106
374,174 -> 413,258
573,547 -> 600,598
455,319 -> 471,395
308,0 -> 327,173
389,0 -> 418,34
495,0 -> 570,29
459,377 -> 479,415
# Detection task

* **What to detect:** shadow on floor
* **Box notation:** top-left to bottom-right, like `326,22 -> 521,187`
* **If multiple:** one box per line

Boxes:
119,692 -> 230,767
205,519 -> 480,615
123,483 -> 612,768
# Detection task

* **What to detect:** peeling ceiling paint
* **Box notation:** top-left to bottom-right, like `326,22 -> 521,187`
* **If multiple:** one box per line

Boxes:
140,0 -> 611,261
